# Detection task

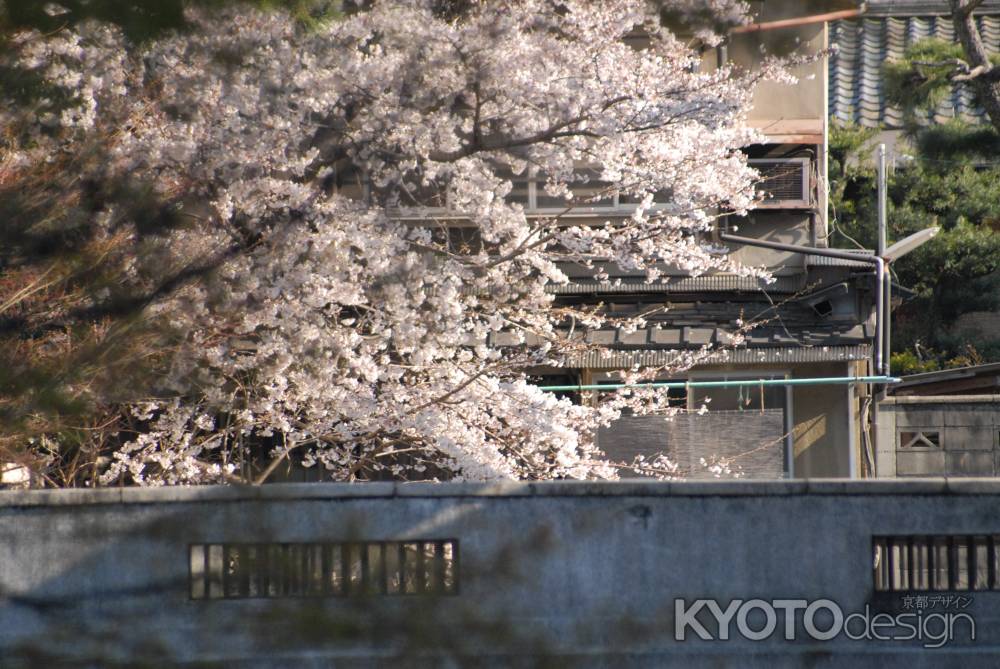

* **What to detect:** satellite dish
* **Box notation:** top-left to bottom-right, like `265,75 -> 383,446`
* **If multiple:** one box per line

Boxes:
883,227 -> 939,263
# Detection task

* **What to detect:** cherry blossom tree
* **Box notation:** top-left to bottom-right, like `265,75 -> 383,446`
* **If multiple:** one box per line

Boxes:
3,0 -> 786,485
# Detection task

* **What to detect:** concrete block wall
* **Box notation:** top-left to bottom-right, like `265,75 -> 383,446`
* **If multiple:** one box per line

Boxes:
876,396 -> 1000,478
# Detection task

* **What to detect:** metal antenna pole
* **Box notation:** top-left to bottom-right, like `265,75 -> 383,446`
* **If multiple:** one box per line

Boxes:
878,144 -> 891,376
872,143 -> 888,475
878,144 -> 887,258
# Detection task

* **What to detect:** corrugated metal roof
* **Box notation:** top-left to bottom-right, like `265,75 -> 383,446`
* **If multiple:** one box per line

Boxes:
805,249 -> 876,268
547,274 -> 806,295
893,361 -> 1000,387
493,320 -> 873,349
567,345 -> 871,369
829,15 -> 1000,128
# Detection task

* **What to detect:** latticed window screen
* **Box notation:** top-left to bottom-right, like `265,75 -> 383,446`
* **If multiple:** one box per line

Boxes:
874,535 -> 1000,592
190,540 -> 458,599
749,159 -> 809,202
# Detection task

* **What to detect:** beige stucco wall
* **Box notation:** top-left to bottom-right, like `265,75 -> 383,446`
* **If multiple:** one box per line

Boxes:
732,26 -> 827,122
699,19 -> 827,124
726,211 -> 814,268
682,360 -> 857,478
790,361 -> 857,477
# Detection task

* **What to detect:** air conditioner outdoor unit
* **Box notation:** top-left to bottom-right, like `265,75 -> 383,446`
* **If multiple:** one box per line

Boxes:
748,158 -> 811,208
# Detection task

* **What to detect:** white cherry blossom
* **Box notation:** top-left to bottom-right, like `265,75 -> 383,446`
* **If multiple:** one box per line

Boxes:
6,0 -> 785,484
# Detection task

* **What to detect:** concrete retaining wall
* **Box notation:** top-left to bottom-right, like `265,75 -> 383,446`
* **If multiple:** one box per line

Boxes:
3,480 -> 1000,667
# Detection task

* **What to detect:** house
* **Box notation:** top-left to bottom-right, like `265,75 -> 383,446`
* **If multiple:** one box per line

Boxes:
318,2 -> 884,483
544,1 -> 881,479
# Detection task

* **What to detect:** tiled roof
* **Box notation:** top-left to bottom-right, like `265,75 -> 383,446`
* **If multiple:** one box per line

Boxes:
829,15 -> 1000,128
864,1 -> 1000,17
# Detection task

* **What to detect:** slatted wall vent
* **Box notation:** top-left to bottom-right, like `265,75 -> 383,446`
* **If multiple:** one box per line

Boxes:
749,158 -> 809,204
874,535 -> 1000,592
190,540 -> 458,599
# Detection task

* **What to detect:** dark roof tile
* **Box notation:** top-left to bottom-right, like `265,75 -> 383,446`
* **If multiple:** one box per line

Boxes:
830,16 -> 1000,128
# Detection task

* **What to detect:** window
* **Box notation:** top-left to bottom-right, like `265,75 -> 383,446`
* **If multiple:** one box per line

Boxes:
516,168 -> 670,213
596,378 -> 688,415
687,374 -> 789,414
899,430 -> 941,449
873,535 -> 999,592
390,167 -> 672,217
593,372 -> 792,478
189,540 -> 458,599
687,372 -> 794,476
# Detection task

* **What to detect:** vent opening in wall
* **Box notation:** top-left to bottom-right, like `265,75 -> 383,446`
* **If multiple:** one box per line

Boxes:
873,535 -> 1000,592
748,158 -> 810,207
899,431 -> 941,449
189,540 -> 458,599
811,299 -> 834,318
